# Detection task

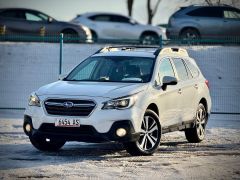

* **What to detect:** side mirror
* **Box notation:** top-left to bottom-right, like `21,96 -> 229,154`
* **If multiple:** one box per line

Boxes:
48,17 -> 53,23
162,76 -> 178,90
58,74 -> 67,80
129,19 -> 137,25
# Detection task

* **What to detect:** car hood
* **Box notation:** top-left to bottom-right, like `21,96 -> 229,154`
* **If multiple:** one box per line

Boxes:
36,81 -> 148,99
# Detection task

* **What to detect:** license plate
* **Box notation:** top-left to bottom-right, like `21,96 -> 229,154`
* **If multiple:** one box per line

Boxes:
55,118 -> 80,127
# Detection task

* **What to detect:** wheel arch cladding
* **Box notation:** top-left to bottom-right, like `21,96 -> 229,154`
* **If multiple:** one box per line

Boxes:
147,103 -> 159,117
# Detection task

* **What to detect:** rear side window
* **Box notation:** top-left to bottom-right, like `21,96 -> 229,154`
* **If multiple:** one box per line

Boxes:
159,58 -> 175,81
187,7 -> 223,18
89,15 -> 111,22
0,10 -> 24,19
110,15 -> 130,23
223,9 -> 240,19
172,58 -> 189,81
184,59 -> 199,78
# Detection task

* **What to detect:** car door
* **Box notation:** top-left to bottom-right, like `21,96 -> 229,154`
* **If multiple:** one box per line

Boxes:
155,58 -> 182,128
222,7 -> 240,36
23,10 -> 49,35
172,58 -> 197,123
88,14 -> 117,40
109,15 -> 139,40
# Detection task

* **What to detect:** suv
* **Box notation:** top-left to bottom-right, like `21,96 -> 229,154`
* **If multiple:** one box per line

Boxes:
166,5 -> 240,39
71,12 -> 165,44
23,46 -> 211,156
0,8 -> 92,42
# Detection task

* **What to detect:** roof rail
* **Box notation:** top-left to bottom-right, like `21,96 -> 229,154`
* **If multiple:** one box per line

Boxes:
159,48 -> 189,57
190,3 -> 234,7
94,45 -> 160,54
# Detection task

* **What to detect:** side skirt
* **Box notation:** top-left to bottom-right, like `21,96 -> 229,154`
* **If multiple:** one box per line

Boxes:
162,120 -> 195,134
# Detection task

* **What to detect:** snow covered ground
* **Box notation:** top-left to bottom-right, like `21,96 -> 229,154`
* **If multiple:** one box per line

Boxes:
0,110 -> 239,179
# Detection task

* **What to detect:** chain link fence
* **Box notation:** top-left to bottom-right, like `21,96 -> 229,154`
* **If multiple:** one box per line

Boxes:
0,34 -> 239,114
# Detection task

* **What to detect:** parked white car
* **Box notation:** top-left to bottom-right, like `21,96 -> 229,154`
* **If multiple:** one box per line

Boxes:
24,46 -> 211,155
71,13 -> 166,44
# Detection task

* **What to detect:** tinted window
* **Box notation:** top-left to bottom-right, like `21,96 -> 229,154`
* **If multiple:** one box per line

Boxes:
25,12 -> 43,21
185,59 -> 199,78
89,15 -> 111,22
0,10 -> 24,19
25,11 -> 49,21
187,7 -> 222,18
110,15 -> 130,23
159,58 -> 175,81
172,58 -> 189,81
223,9 -> 240,19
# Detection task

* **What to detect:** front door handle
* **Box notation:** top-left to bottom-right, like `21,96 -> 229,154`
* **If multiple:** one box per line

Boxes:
178,89 -> 182,94
194,84 -> 198,89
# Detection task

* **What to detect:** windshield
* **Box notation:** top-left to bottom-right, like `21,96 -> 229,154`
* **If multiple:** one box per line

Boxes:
65,56 -> 155,83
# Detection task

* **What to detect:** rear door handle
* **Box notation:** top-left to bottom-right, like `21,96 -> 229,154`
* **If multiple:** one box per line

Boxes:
178,89 -> 182,94
194,84 -> 198,89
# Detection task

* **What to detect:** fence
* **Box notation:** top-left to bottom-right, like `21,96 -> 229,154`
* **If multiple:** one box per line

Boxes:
0,34 -> 240,115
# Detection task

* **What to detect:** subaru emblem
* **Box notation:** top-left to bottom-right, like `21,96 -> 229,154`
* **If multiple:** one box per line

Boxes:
63,101 -> 74,108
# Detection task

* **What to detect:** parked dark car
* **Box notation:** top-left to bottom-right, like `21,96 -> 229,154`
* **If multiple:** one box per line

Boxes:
0,8 -> 92,42
166,5 -> 240,40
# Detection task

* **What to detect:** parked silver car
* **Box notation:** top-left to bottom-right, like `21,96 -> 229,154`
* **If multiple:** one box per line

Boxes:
71,12 -> 165,44
166,5 -> 240,40
0,8 -> 92,42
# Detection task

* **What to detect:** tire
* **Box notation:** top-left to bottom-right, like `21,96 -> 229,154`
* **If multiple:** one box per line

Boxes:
61,29 -> 79,43
91,30 -> 98,43
185,103 -> 207,143
124,109 -> 161,156
180,28 -> 200,43
30,136 -> 66,152
140,34 -> 159,45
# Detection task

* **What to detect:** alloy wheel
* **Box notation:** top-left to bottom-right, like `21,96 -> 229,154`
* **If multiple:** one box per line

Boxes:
196,106 -> 206,140
137,115 -> 159,151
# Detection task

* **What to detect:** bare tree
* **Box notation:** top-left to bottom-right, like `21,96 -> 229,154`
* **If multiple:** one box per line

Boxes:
147,0 -> 162,24
205,0 -> 221,5
127,0 -> 134,17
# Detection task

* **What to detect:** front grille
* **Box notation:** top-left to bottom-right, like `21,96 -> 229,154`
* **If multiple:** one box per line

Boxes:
44,99 -> 96,116
39,123 -> 96,135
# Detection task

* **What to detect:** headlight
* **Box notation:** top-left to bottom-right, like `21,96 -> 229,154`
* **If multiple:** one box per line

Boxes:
102,95 -> 136,110
28,93 -> 41,107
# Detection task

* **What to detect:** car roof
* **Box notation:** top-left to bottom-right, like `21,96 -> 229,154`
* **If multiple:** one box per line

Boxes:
0,8 -> 43,13
78,12 -> 128,18
91,46 -> 190,59
92,50 -> 156,58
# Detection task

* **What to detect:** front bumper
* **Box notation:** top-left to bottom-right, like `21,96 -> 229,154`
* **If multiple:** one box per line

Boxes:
24,115 -> 140,143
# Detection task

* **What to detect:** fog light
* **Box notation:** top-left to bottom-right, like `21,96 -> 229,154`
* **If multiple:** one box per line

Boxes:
116,128 -> 127,137
25,124 -> 31,133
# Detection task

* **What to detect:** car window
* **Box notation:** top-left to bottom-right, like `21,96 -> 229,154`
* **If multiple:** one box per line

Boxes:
184,59 -> 199,78
223,10 -> 240,19
25,12 -> 45,21
172,58 -> 189,81
159,58 -> 175,81
66,56 -> 154,83
187,7 -> 223,18
110,15 -> 130,23
70,60 -> 98,80
89,15 -> 111,22
0,10 -> 24,19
